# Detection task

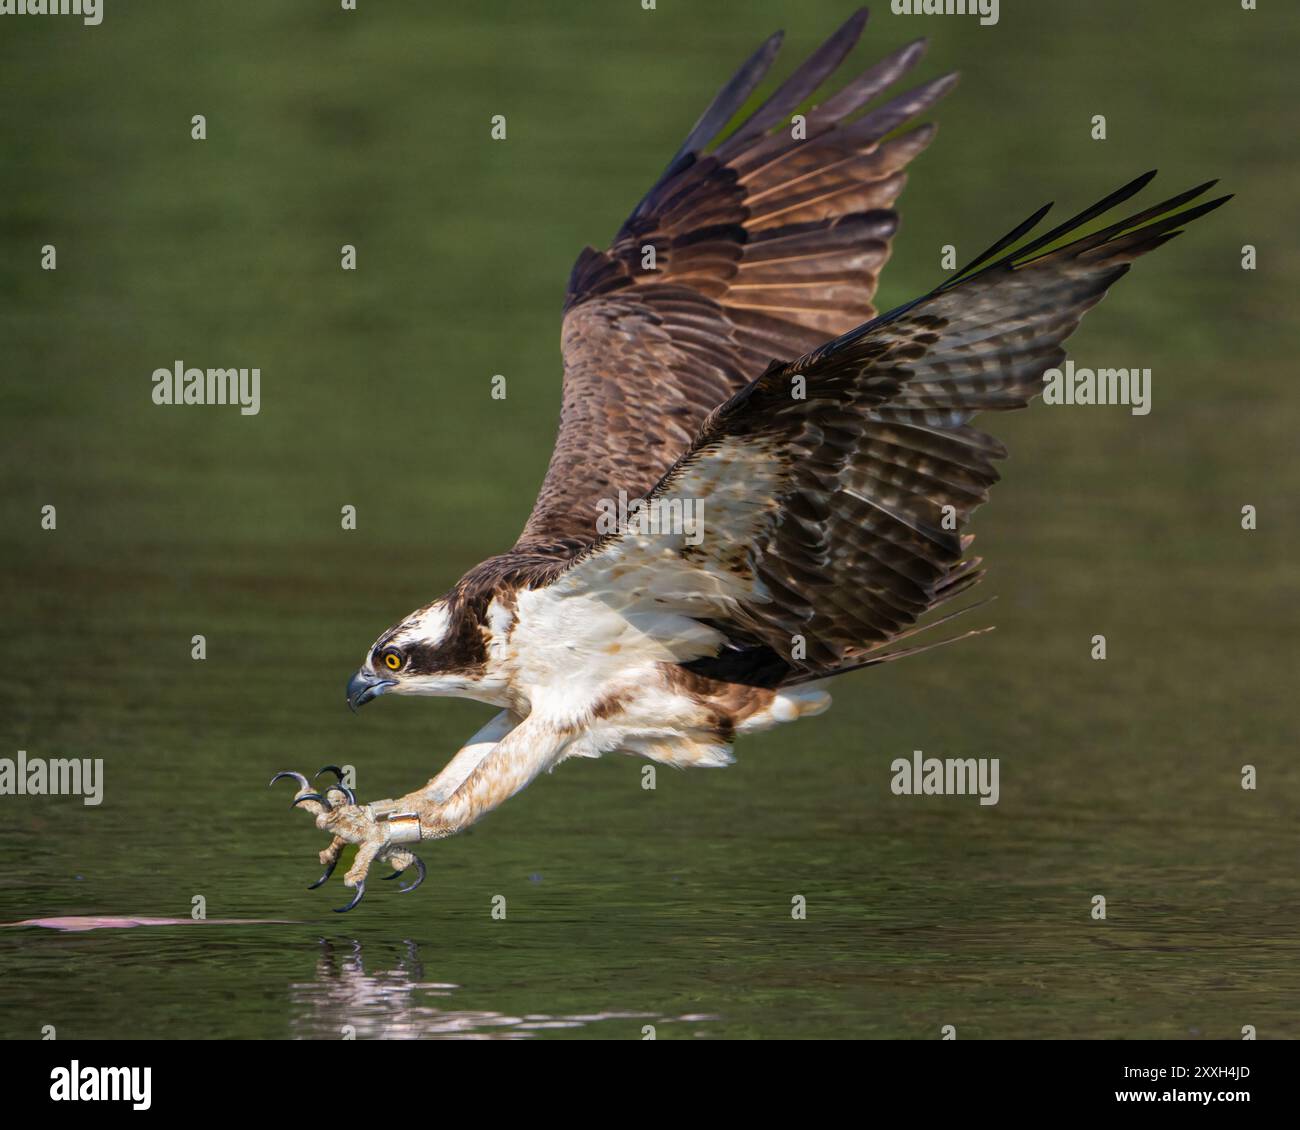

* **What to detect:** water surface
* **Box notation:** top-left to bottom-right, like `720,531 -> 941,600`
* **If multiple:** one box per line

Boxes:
1,0 -> 1297,1039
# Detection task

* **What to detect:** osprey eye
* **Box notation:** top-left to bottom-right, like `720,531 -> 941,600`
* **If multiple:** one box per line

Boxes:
382,650 -> 403,671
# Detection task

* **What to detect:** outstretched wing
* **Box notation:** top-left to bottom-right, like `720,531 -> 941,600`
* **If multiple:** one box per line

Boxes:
516,8 -> 956,552
543,174 -> 1230,681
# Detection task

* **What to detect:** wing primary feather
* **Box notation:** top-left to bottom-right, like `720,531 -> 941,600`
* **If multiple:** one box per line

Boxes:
939,169 -> 1160,288
838,71 -> 960,143
808,37 -> 930,125
811,174 -> 1226,362
657,30 -> 785,186
1022,189 -> 1230,265
1055,178 -> 1220,251
943,200 -> 1054,283
721,7 -> 869,150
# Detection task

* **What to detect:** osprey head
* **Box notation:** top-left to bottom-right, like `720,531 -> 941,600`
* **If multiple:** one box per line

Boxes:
346,596 -> 491,711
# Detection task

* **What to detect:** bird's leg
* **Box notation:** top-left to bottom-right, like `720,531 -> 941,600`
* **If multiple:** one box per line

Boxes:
394,712 -> 572,841
269,710 -> 528,910
409,708 -> 523,805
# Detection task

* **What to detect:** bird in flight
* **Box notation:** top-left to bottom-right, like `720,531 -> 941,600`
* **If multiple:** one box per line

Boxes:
271,8 -> 1228,910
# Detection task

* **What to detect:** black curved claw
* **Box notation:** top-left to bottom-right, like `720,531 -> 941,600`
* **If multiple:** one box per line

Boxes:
382,857 -> 427,893
322,783 -> 356,806
307,855 -> 339,890
314,765 -> 345,783
398,856 -> 426,894
333,881 -> 365,913
292,792 -> 332,811
269,771 -> 309,790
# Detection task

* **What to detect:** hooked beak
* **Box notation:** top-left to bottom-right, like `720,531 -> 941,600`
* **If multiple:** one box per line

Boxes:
346,669 -> 397,712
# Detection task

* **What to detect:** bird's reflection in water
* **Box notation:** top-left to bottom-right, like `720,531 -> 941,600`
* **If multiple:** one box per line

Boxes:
290,938 -> 713,1039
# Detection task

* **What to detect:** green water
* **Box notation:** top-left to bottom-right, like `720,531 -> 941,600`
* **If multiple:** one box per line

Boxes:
2,1 -> 1297,1039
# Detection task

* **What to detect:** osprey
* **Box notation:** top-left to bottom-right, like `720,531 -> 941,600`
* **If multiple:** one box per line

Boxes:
272,8 -> 1228,911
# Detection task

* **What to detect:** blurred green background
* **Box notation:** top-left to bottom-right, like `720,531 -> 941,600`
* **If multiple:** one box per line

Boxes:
1,0 -> 1297,1039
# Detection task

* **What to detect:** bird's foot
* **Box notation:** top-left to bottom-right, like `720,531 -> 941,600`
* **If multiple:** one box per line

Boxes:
268,768 -> 428,912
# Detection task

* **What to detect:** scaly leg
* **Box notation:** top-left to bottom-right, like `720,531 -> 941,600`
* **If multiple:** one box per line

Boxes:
269,709 -> 538,911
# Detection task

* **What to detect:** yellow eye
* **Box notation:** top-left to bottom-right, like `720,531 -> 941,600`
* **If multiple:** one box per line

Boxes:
383,651 -> 402,671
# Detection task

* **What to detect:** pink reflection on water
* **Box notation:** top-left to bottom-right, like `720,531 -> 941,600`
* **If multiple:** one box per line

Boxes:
3,916 -> 291,933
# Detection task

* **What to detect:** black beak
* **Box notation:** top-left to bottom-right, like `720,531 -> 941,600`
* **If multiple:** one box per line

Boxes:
346,669 -> 396,712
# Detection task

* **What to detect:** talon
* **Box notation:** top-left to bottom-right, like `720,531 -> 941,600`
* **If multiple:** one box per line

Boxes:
270,771 -> 309,790
292,792 -> 332,811
315,765 -> 345,783
308,855 -> 339,890
398,856 -> 426,894
382,856 -> 426,893
322,783 -> 356,806
334,882 -> 365,913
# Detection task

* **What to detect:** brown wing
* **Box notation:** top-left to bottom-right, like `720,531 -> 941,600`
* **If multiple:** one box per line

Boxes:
547,174 -> 1230,680
516,8 -> 956,552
